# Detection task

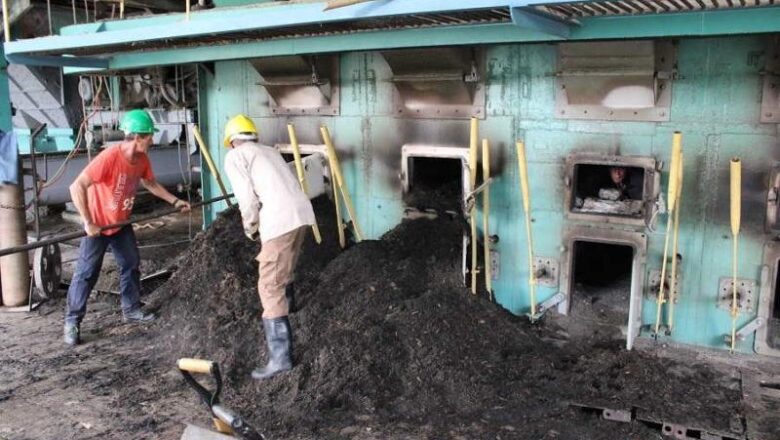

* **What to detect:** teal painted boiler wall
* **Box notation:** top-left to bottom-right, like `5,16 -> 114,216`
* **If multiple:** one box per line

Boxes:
198,35 -> 779,354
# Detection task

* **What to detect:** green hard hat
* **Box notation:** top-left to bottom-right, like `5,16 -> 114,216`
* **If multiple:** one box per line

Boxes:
119,109 -> 159,134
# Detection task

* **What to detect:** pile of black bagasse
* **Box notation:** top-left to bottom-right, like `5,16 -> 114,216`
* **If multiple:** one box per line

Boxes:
139,195 -> 743,439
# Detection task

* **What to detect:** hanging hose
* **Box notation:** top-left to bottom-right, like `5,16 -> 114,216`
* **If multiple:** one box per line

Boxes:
730,158 -> 741,352
481,139 -> 492,300
516,140 -> 536,318
667,152 -> 683,334
468,118 -> 479,295
654,132 -> 682,336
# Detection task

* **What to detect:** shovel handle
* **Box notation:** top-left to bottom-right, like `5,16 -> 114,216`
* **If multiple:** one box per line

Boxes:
178,358 -> 214,374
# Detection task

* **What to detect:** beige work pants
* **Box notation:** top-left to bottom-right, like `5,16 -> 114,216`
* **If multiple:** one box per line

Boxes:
256,226 -> 307,319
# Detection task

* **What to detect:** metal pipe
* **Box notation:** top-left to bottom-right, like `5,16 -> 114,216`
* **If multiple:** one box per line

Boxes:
186,0 -> 191,21
730,157 -> 741,353
0,195 -> 231,258
28,124 -> 47,240
287,124 -> 322,244
0,181 -> 30,306
23,147 -> 200,206
192,125 -> 232,208
320,125 -> 363,242
654,131 -> 682,336
323,0 -> 376,11
2,0 -> 10,43
481,138 -> 492,300
516,140 -> 536,317
468,117 -> 479,295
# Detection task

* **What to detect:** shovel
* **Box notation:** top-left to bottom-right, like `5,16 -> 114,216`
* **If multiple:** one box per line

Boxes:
178,358 -> 266,440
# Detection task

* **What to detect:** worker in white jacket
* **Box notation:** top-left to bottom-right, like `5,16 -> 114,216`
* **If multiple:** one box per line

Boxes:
222,114 -> 315,381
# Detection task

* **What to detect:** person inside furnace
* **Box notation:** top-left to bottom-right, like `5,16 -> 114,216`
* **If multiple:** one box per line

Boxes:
600,166 -> 643,201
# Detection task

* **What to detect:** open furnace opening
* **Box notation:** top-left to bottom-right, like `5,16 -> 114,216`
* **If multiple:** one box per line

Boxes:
572,164 -> 645,217
770,259 -> 780,349
571,240 -> 634,327
404,156 -> 463,212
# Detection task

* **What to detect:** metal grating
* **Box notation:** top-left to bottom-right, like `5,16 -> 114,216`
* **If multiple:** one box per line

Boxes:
35,8 -> 512,57
535,0 -> 776,20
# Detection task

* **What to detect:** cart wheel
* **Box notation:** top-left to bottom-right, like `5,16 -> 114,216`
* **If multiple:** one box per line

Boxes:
33,243 -> 62,299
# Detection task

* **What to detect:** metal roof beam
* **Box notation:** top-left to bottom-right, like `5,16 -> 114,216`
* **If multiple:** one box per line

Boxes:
54,6 -> 780,74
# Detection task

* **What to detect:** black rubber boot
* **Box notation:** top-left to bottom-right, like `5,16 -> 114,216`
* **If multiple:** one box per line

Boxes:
286,283 -> 296,314
251,316 -> 293,380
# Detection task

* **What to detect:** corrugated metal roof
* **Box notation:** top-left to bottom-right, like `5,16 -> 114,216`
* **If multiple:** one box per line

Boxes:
534,0 -> 776,21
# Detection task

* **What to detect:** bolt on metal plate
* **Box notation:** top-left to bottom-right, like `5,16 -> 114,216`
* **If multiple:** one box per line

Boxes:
646,269 -> 682,301
716,278 -> 758,314
533,257 -> 559,287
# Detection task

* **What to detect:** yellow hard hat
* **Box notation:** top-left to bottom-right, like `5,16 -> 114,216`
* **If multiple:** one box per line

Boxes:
223,114 -> 258,147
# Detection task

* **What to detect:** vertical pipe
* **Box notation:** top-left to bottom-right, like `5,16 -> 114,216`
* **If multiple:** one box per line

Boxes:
730,158 -> 741,352
481,139 -> 492,300
516,140 -> 536,317
667,152 -> 683,333
654,131 -> 682,335
46,0 -> 53,35
468,117 -> 479,294
120,0 -> 125,19
287,124 -> 322,244
2,0 -> 10,43
0,182 -> 30,307
186,0 -> 191,21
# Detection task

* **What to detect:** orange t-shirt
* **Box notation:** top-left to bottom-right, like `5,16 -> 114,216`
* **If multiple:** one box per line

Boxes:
84,145 -> 154,235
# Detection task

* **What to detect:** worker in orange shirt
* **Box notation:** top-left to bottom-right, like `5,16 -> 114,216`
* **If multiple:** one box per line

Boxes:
63,109 -> 190,346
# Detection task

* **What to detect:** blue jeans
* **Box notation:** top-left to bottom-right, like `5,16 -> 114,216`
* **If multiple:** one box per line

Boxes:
65,225 -> 141,325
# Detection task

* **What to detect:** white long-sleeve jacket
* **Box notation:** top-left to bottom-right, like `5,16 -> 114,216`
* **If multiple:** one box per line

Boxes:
223,141 -> 315,242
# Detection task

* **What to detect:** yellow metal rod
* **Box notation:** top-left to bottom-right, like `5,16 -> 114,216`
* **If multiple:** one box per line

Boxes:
667,152 -> 683,333
469,117 -> 479,295
2,0 -> 10,43
654,216 -> 673,335
287,124 -> 322,244
192,125 -> 233,208
730,158 -> 741,352
320,126 -> 363,242
668,132 -> 682,213
331,163 -> 345,248
482,139 -> 492,300
654,131 -> 682,335
516,141 -> 537,317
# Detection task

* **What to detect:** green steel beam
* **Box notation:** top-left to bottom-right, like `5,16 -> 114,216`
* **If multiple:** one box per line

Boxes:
510,8 -> 572,38
55,6 -> 780,74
